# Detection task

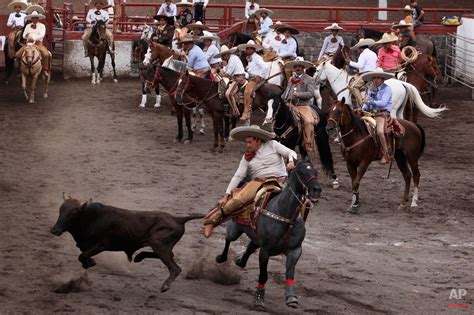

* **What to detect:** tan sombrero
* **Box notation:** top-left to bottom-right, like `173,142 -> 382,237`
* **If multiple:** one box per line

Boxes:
89,0 -> 108,5
176,34 -> 197,45
402,5 -> 414,11
237,39 -> 263,51
275,25 -> 299,35
199,35 -> 220,42
375,32 -> 399,45
26,10 -> 45,20
270,21 -> 287,29
254,8 -> 273,17
392,20 -> 413,29
214,45 -> 237,58
324,23 -> 343,31
25,4 -> 45,15
176,0 -> 193,6
7,1 -> 27,11
351,38 -> 375,50
284,57 -> 313,69
186,21 -> 210,31
230,125 -> 275,142
361,68 -> 394,81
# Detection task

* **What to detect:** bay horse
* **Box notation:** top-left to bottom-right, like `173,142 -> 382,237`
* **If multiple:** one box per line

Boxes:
18,43 -> 50,103
132,39 -> 161,108
85,20 -> 117,84
216,159 -> 321,309
326,97 -> 426,213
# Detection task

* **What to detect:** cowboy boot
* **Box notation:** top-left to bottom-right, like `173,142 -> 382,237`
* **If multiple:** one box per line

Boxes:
379,135 -> 391,164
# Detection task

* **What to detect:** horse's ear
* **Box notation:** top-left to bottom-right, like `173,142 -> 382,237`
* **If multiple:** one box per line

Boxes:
341,97 -> 346,104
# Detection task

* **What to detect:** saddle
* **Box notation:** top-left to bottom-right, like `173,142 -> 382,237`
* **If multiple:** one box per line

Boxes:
361,112 -> 405,158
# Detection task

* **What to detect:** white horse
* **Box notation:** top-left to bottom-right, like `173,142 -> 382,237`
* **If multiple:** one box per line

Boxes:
314,61 -> 446,119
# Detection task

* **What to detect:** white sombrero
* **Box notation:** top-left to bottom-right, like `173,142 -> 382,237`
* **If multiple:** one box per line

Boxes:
270,21 -> 286,29
25,4 -> 45,15
230,125 -> 275,142
375,32 -> 399,45
361,67 -> 394,81
7,1 -> 27,11
351,38 -> 375,50
176,0 -> 193,6
402,5 -> 414,11
254,8 -> 273,17
325,23 -> 344,31
214,45 -> 237,58
284,57 -> 313,69
392,20 -> 413,29
26,10 -> 45,20
186,21 -> 210,30
237,39 -> 263,51
199,35 -> 220,42
89,0 -> 108,5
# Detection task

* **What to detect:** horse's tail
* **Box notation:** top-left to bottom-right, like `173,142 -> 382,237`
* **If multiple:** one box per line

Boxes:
314,106 -> 335,176
416,123 -> 426,155
401,81 -> 447,118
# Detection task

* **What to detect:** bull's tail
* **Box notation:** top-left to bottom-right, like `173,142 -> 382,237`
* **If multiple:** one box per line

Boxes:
401,81 -> 447,118
175,213 -> 205,225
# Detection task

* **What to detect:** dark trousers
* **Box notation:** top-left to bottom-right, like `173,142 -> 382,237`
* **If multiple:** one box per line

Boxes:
194,3 -> 205,22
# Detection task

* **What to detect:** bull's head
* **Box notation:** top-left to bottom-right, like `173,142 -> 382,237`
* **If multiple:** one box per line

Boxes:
50,193 -> 90,236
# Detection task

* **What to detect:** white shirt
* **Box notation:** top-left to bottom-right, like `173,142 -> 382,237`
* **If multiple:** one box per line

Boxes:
223,54 -> 245,76
349,48 -> 377,73
262,30 -> 282,51
226,140 -> 297,194
157,3 -> 177,17
86,8 -> 109,24
7,12 -> 26,29
247,52 -> 268,79
245,2 -> 259,19
278,36 -> 297,58
193,0 -> 209,7
204,43 -> 221,65
318,35 -> 344,59
107,0 -> 115,15
23,22 -> 46,42
258,16 -> 273,36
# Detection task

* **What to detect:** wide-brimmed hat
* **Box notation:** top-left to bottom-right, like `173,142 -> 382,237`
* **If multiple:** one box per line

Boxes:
199,35 -> 220,42
26,4 -> 45,15
275,25 -> 299,35
176,0 -> 193,6
254,8 -> 273,17
375,32 -> 399,45
351,38 -> 375,50
176,34 -> 196,45
402,5 -> 414,11
392,20 -> 413,29
26,10 -> 45,20
325,23 -> 343,31
284,57 -> 313,69
186,21 -> 210,30
153,14 -> 174,24
89,0 -> 108,5
237,39 -> 263,51
270,21 -> 287,29
361,68 -> 394,81
214,45 -> 237,58
230,125 -> 275,142
7,1 -> 27,11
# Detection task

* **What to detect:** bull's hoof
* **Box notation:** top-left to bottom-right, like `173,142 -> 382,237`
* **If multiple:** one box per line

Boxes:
235,257 -> 246,269
160,283 -> 170,293
216,254 -> 227,264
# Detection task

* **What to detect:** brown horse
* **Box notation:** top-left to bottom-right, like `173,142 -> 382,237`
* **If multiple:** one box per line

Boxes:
85,20 -> 117,84
326,97 -> 425,213
405,54 -> 442,109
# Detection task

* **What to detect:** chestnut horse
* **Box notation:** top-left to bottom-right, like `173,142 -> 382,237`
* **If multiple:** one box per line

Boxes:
326,97 -> 426,213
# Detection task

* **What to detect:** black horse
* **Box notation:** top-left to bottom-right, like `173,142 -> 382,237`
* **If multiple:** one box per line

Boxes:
227,32 -> 253,48
217,159 -> 321,309
86,20 -> 117,84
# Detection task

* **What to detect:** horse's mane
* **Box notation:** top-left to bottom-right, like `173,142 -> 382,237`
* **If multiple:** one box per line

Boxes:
332,44 -> 349,69
343,103 -> 368,133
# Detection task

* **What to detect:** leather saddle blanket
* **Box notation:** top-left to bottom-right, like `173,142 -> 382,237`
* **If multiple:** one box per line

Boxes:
288,104 -> 320,134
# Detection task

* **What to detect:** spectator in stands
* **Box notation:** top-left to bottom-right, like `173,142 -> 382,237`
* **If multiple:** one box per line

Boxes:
178,34 -> 212,79
82,0 -> 113,57
245,0 -> 259,19
193,0 -> 208,23
262,21 -> 285,52
375,33 -> 401,73
201,35 -> 221,72
255,8 -> 273,38
157,0 -> 177,18
241,13 -> 259,35
402,5 -> 414,25
176,1 -> 193,27
348,38 -> 377,107
409,1 -> 424,28
318,23 -> 344,60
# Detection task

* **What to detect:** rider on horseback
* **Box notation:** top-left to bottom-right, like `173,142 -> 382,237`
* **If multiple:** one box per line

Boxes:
348,38 -> 377,107
203,125 -> 296,238
255,8 -> 273,38
375,33 -> 401,73
201,35 -> 221,72
176,1 -> 193,27
151,15 -> 175,48
238,40 -> 268,122
359,68 -> 394,164
276,25 -> 299,83
262,21 -> 284,52
283,58 -> 318,152
178,34 -> 212,79
318,23 -> 345,60
82,0 -> 113,57
6,1 -> 27,58
392,20 -> 416,49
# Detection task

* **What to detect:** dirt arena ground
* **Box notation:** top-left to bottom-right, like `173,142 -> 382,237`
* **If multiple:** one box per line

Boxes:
0,75 -> 472,314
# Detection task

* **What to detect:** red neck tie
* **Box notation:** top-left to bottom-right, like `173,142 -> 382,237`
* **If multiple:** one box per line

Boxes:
245,151 -> 256,161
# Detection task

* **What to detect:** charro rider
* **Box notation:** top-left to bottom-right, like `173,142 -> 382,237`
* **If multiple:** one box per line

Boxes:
262,21 -> 284,52
348,38 -> 377,107
178,34 -> 212,79
283,57 -> 317,152
359,68 -> 394,164
238,40 -> 268,122
16,6 -> 51,75
6,0 -> 27,58
375,32 -> 401,73
151,14 -> 175,48
175,0 -> 193,27
255,8 -> 273,38
215,45 -> 246,117
82,0 -> 113,57
318,23 -> 344,60
201,35 -> 221,72
203,125 -> 297,237
276,25 -> 299,82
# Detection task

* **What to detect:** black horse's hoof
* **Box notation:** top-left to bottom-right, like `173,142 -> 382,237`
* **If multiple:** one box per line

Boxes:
285,286 -> 298,308
235,258 -> 246,269
215,254 -> 227,264
133,253 -> 145,263
255,288 -> 265,310
160,283 -> 170,293
81,258 -> 96,269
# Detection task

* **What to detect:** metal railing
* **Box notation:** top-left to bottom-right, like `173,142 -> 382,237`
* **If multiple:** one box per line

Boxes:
445,32 -> 474,98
